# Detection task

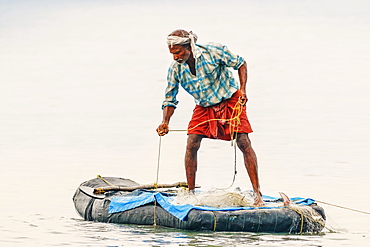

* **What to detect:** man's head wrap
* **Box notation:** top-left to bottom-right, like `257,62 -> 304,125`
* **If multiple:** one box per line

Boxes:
166,30 -> 198,58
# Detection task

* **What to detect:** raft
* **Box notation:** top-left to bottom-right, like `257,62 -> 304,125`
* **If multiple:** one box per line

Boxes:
73,177 -> 326,233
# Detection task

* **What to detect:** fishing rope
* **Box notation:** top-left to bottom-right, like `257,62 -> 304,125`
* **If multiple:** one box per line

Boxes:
218,138 -> 238,190
169,99 -> 244,137
226,101 -> 244,188
230,136 -> 238,187
315,200 -> 370,215
169,100 -> 243,189
153,136 -> 162,226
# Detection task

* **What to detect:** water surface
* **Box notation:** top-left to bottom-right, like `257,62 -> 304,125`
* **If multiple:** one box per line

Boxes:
1,0 -> 369,246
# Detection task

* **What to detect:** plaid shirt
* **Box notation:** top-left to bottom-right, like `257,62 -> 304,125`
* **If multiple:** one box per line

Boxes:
162,42 -> 245,108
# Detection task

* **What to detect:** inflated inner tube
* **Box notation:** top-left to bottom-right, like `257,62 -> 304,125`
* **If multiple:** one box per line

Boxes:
73,177 -> 326,233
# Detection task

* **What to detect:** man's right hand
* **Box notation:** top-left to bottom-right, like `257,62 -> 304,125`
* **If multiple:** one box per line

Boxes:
156,123 -> 169,136
157,106 -> 175,136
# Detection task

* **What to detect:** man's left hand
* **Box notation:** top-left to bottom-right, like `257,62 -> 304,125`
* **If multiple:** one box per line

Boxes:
239,93 -> 248,106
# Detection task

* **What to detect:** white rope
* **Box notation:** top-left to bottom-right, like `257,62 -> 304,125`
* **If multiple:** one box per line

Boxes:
155,136 -> 162,188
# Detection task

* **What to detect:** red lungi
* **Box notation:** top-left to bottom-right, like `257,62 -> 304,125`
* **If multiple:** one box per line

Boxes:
187,90 -> 253,141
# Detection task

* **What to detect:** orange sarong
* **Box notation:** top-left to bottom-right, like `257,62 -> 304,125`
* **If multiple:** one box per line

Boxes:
187,90 -> 253,141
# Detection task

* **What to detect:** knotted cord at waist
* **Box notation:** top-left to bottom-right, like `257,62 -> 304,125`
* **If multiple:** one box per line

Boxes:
170,98 -> 244,141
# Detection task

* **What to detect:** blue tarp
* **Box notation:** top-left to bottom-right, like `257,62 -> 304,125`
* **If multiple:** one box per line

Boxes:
108,190 -> 316,221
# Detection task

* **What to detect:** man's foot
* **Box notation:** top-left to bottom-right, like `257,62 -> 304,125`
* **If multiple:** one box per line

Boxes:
253,194 -> 265,207
279,192 -> 291,206
187,189 -> 195,195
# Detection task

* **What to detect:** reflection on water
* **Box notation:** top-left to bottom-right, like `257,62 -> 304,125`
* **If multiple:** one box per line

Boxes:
0,209 -> 356,246
70,219 -> 327,247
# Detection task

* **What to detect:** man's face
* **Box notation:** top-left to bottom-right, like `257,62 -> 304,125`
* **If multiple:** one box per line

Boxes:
169,45 -> 191,64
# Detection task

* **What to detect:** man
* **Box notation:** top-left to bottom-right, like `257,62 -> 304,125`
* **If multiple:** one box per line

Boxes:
156,29 -> 264,206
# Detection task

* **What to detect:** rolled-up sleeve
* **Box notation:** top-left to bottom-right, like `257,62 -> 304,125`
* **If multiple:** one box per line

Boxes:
161,66 -> 180,109
216,44 -> 245,70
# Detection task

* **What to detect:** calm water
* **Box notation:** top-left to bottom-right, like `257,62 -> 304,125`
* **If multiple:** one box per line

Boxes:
1,0 -> 370,246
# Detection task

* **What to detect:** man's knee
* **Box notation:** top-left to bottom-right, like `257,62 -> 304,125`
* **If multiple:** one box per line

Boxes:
236,133 -> 252,151
186,134 -> 203,152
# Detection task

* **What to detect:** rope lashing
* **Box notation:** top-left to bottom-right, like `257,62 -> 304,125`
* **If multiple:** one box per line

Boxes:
289,206 -> 305,234
288,206 -> 326,234
97,175 -> 115,186
211,211 -> 218,231
153,199 -> 157,226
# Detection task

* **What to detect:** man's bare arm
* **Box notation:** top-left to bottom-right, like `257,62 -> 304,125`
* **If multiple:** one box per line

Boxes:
156,106 -> 175,136
238,62 -> 248,105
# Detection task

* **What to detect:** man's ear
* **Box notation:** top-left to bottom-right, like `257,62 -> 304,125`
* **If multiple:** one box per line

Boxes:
184,44 -> 191,51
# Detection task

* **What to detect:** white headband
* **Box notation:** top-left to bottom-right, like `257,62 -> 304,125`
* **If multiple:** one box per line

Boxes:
166,31 -> 198,58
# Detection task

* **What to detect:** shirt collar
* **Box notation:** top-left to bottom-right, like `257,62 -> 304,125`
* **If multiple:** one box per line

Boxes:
194,44 -> 202,59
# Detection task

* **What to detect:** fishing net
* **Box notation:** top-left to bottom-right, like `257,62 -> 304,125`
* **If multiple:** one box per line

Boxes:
174,188 -> 255,208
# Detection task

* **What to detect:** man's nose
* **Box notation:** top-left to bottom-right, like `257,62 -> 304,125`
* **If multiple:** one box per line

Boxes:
174,54 -> 179,60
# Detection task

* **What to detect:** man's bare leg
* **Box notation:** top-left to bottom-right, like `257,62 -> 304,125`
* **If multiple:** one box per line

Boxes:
184,134 -> 203,191
236,133 -> 265,206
